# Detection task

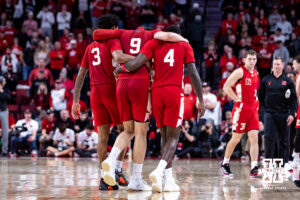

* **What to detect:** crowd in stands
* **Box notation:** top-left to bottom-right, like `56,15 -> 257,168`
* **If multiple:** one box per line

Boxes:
0,0 -> 299,159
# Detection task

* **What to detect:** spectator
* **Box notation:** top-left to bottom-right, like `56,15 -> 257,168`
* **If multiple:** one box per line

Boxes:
288,33 -> 300,58
59,28 -> 70,50
37,5 -> 55,41
49,41 -> 66,79
56,4 -> 72,39
34,110 -> 47,131
221,12 -> 237,35
274,28 -> 285,44
34,40 -> 50,66
33,82 -> 51,111
0,32 -> 9,54
153,15 -> 167,31
259,9 -> 268,33
59,68 -> 74,101
0,13 -> 7,29
76,33 -> 87,58
45,36 -> 54,51
3,20 -> 17,46
10,109 -> 38,157
46,123 -> 75,157
54,109 -> 74,131
268,5 -> 281,33
275,14 -> 292,41
12,0 -> 23,26
220,45 -> 237,74
201,82 -> 219,125
74,111 -> 90,134
50,80 -> 67,114
2,70 -> 17,93
252,27 -> 264,49
74,123 -> 98,157
40,109 -> 56,154
204,40 -> 217,86
0,76 -> 10,156
2,0 -> 14,21
110,0 -> 126,28
273,40 -> 290,66
257,37 -> 273,79
183,83 -> 197,122
66,40 -> 80,79
73,11 -> 87,35
140,0 -> 156,28
220,111 -> 232,135
219,62 -> 234,89
28,58 -> 53,87
22,12 -> 38,37
1,47 -> 18,74
24,0 -> 35,14
91,0 -> 107,28
26,31 -> 40,48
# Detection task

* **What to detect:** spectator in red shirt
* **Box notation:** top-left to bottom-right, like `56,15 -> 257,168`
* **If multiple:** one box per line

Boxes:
295,19 -> 300,36
153,15 -> 167,31
235,3 -> 250,23
34,82 -> 51,111
183,83 -> 197,122
219,61 -> 234,89
28,58 -> 53,87
268,35 -> 277,52
91,0 -> 107,28
76,33 -> 87,58
3,20 -> 17,46
49,41 -> 66,80
59,28 -> 70,50
221,12 -> 237,35
259,9 -> 268,33
220,45 -> 237,74
40,109 -> 56,154
204,40 -> 217,86
237,48 -> 246,67
11,38 -> 23,62
252,27 -> 264,49
66,40 -> 80,78
0,32 -> 9,54
257,37 -> 273,79
58,68 -> 74,102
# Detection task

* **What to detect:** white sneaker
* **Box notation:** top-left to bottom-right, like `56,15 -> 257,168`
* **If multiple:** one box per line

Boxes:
102,158 -> 116,186
91,153 -> 98,158
164,177 -> 180,192
74,153 -> 80,158
128,176 -> 151,191
284,162 -> 293,173
31,150 -> 38,157
127,191 -> 152,200
163,192 -> 180,200
149,169 -> 163,193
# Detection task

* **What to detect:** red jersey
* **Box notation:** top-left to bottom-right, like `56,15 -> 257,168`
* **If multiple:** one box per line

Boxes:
140,39 -> 195,89
42,117 -> 56,135
80,39 -> 122,86
257,45 -> 273,69
49,49 -> 66,70
93,27 -> 159,78
235,66 -> 259,106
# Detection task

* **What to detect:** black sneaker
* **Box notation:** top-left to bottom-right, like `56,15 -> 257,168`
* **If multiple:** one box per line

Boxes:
250,166 -> 259,178
115,169 -> 129,186
220,161 -> 233,177
99,178 -> 119,190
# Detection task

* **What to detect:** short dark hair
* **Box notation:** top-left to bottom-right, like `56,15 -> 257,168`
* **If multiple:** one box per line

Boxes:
245,50 -> 257,58
98,14 -> 119,29
293,55 -> 300,63
165,25 -> 181,34
85,123 -> 94,130
273,57 -> 284,63
59,123 -> 67,133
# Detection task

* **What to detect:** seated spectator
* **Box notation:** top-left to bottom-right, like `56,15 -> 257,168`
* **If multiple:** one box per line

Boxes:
49,41 -> 66,80
22,12 -> 38,38
50,80 -> 67,114
46,123 -> 75,157
220,45 -> 237,74
221,12 -> 237,35
10,109 -> 38,157
37,5 -> 55,41
33,82 -> 51,111
74,111 -> 90,134
217,122 -> 240,158
39,110 -> 56,155
54,109 -> 74,131
176,120 -> 197,158
74,123 -> 98,157
66,40 -> 80,79
183,83 -> 197,122
220,111 -> 232,135
28,58 -> 53,87
56,4 -> 72,39
1,47 -> 18,74
34,40 -> 50,66
273,40 -> 290,66
204,40 -> 217,86
34,110 -> 47,131
275,14 -> 292,41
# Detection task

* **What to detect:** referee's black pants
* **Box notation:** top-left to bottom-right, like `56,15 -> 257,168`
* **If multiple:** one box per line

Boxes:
264,112 -> 290,164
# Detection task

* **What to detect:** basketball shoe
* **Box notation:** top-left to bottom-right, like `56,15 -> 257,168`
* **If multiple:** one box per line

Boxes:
149,169 -> 163,192
220,161 -> 233,177
128,176 -> 151,191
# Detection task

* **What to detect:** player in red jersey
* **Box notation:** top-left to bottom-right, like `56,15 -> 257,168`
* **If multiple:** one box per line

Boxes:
113,25 -> 205,192
72,15 -> 134,191
94,24 -> 189,190
292,55 -> 300,168
220,50 -> 260,178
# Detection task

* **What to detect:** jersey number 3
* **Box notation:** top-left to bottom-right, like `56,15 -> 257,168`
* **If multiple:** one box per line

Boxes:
91,47 -> 101,65
164,49 -> 175,67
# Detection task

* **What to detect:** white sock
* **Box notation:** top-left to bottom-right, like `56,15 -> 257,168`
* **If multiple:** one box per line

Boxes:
157,160 -> 167,173
251,161 -> 258,169
132,163 -> 143,178
109,147 -> 121,161
223,157 -> 230,164
116,160 -> 123,172
164,168 -> 173,180
100,170 -> 104,178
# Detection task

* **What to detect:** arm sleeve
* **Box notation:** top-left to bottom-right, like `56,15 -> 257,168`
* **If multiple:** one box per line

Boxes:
80,47 -> 89,69
184,43 -> 196,64
107,39 -> 122,53
56,13 -> 64,23
289,79 -> 298,115
139,39 -> 155,60
93,29 -> 122,40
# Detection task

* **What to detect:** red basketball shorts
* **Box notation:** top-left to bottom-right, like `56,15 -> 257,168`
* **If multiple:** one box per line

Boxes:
116,77 -> 150,122
232,102 -> 259,133
90,84 -> 121,127
151,86 -> 184,128
296,104 -> 300,128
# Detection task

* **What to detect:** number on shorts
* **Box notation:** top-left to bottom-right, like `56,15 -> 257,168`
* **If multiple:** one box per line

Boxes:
164,49 -> 175,67
130,38 -> 141,54
91,47 -> 101,65
240,123 -> 246,131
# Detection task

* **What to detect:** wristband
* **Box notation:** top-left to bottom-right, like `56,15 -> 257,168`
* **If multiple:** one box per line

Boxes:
121,64 -> 129,72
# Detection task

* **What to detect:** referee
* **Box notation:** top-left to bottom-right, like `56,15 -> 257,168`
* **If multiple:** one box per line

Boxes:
259,57 -> 297,166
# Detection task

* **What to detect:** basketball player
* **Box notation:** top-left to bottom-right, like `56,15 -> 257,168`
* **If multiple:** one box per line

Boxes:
114,25 -> 205,192
220,50 -> 260,178
93,22 -> 188,190
72,15 -> 133,190
292,55 -> 300,168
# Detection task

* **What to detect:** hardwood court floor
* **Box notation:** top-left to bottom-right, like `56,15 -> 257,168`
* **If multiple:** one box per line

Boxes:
0,157 -> 299,200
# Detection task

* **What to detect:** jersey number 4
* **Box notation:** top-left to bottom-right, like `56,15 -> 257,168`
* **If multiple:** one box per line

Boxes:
91,47 -> 101,65
164,49 -> 175,67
